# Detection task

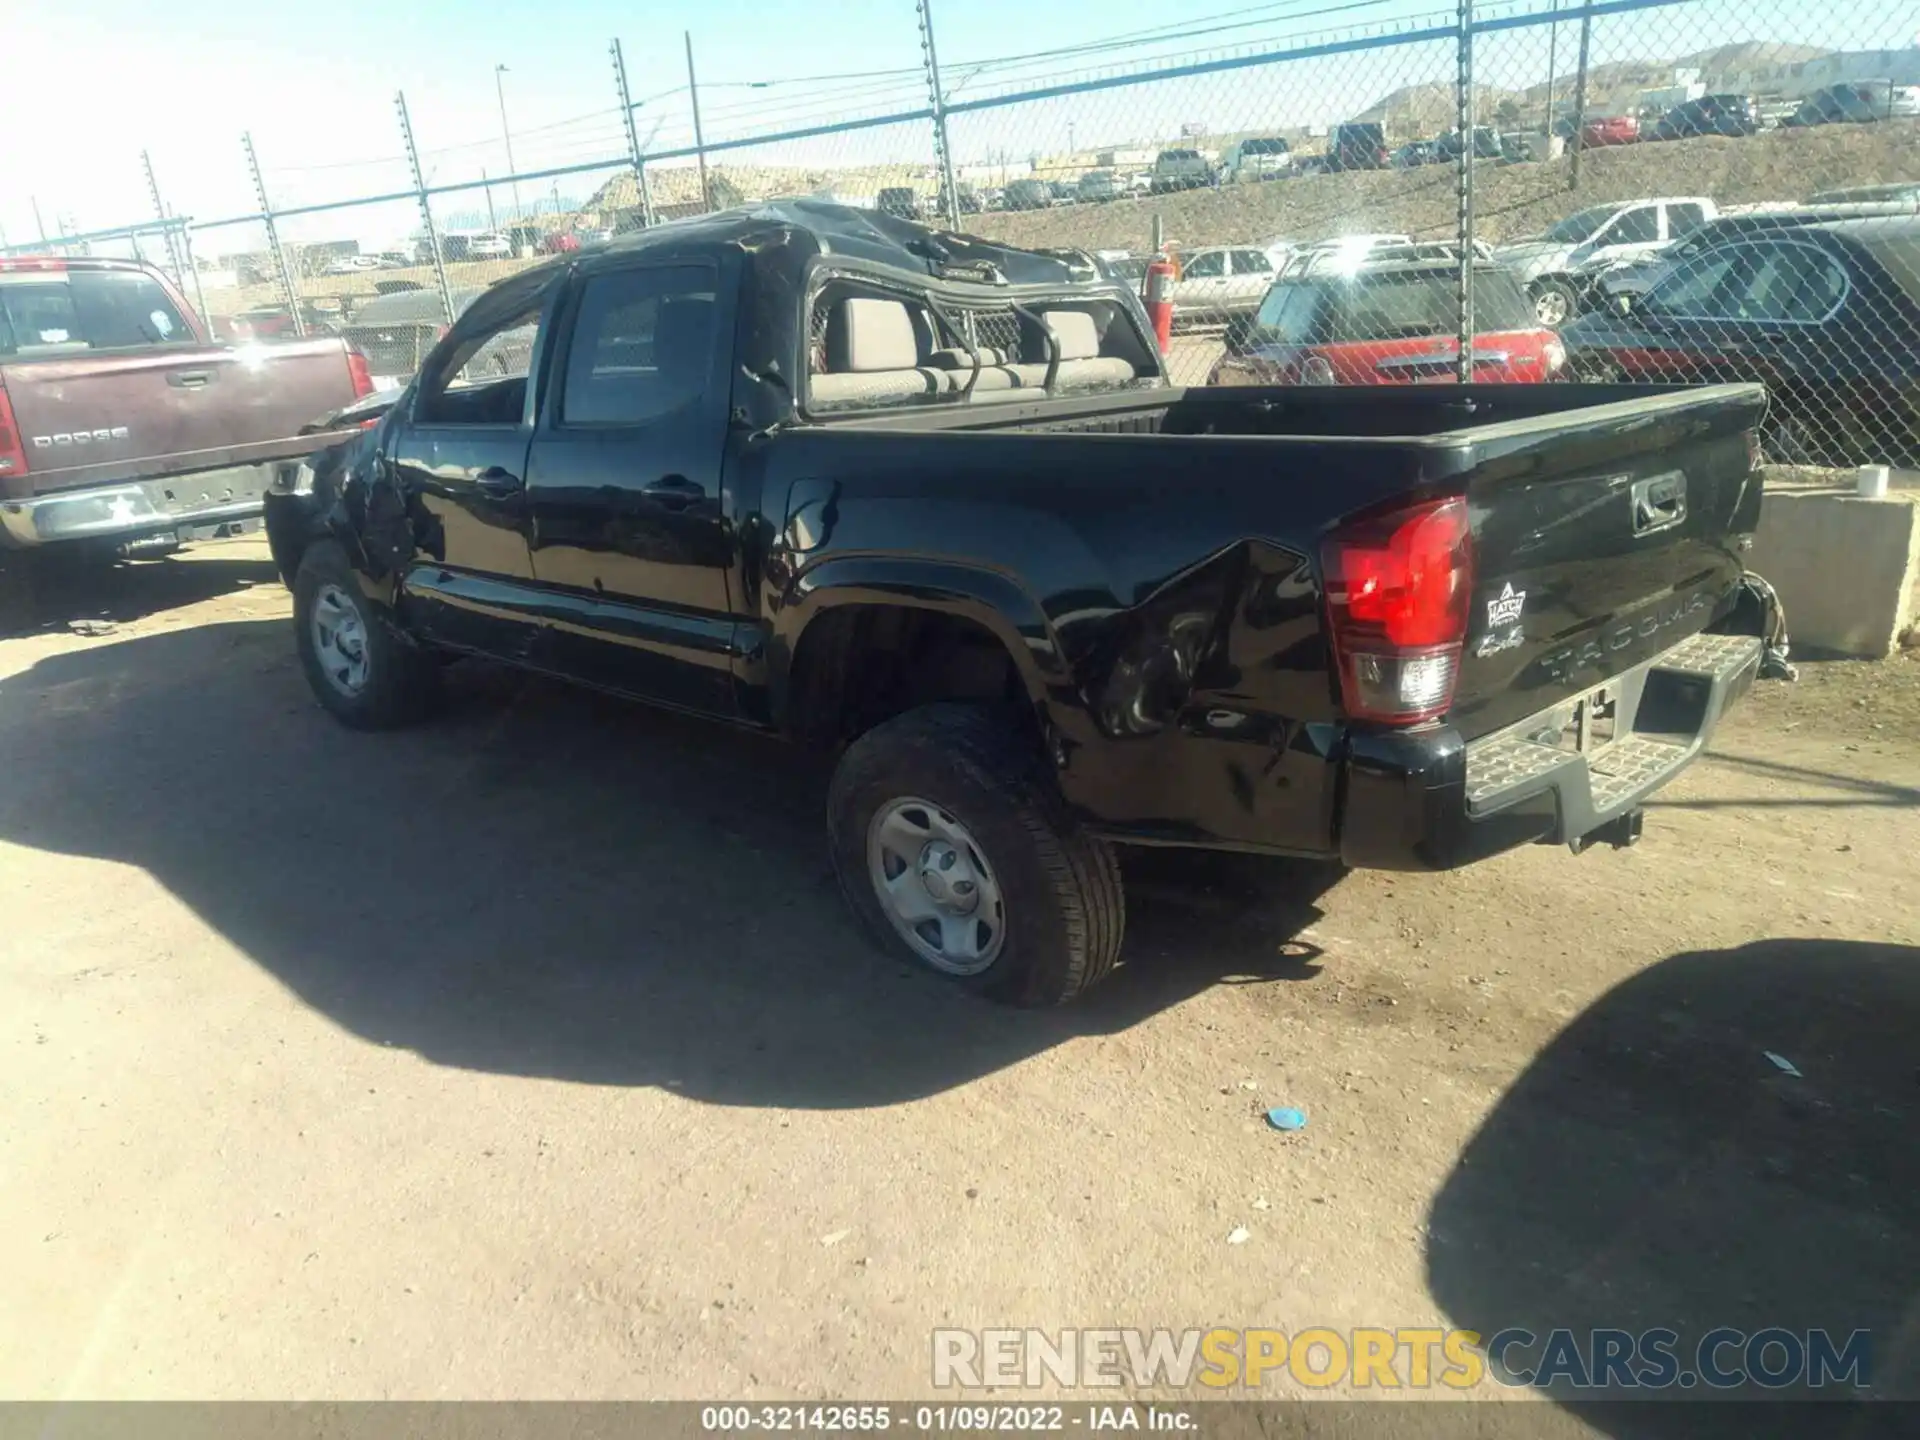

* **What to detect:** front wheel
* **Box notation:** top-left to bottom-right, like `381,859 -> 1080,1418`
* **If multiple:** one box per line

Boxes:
293,539 -> 438,729
1530,277 -> 1580,328
827,703 -> 1125,1005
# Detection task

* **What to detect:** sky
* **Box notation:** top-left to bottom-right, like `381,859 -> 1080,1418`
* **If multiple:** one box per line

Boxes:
2,0 -> 1912,252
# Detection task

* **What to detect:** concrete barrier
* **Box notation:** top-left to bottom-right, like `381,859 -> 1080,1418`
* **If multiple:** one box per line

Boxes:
1746,487 -> 1920,659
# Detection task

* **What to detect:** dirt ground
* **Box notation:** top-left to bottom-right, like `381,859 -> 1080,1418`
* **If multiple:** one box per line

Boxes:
1,540 -> 1915,1423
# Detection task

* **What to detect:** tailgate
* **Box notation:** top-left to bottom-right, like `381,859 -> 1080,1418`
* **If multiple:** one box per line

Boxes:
1447,384 -> 1768,739
3,339 -> 357,496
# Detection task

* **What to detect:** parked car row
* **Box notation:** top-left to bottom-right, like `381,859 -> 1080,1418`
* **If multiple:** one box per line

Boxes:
1183,202 -> 1920,469
1548,80 -> 1919,149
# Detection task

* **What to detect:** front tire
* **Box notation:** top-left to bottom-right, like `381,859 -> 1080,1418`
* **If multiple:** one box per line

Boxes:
293,539 -> 437,729
1531,277 -> 1580,328
827,703 -> 1125,1006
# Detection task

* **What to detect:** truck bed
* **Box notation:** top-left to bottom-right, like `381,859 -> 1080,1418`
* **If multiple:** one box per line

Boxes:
773,381 -> 1767,745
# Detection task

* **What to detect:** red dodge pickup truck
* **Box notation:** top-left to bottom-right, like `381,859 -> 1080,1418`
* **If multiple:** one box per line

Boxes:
0,256 -> 369,556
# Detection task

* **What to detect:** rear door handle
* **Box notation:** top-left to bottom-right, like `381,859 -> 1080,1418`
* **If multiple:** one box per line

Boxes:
474,466 -> 523,499
167,370 -> 214,389
641,474 -> 704,509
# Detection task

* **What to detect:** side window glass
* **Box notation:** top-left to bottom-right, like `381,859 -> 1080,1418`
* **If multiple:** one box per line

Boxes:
416,290 -> 546,425
1646,250 -> 1746,317
1182,251 -> 1226,278
1737,245 -> 1848,322
1229,250 -> 1273,275
560,266 -> 718,427
1667,204 -> 1707,238
1610,208 -> 1660,245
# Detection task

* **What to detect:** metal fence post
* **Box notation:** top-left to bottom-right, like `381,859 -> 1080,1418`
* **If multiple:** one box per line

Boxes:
917,0 -> 962,229
1455,0 -> 1475,385
612,39 -> 657,229
172,207 -> 211,332
396,92 -> 458,331
242,132 -> 306,337
140,149 -> 186,291
685,32 -> 712,212
1571,4 -> 1592,190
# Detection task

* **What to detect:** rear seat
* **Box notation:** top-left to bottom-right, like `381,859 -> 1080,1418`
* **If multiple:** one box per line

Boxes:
809,297 -> 951,406
808,297 -> 1136,409
1006,310 -> 1138,389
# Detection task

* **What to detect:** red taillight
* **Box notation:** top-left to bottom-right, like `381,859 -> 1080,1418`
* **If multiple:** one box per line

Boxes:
0,383 -> 27,481
1322,496 -> 1473,723
347,348 -> 374,398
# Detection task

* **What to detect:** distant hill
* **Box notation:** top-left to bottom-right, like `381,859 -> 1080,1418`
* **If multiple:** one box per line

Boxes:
1354,82 -> 1520,136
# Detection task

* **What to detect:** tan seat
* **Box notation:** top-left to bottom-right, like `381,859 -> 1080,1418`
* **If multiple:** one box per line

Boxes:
1006,310 -> 1139,389
810,297 -> 948,408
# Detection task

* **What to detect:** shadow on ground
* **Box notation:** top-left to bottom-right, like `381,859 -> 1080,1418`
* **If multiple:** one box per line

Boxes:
0,619 -> 1341,1107
1428,937 -> 1920,1432
0,549 -> 281,638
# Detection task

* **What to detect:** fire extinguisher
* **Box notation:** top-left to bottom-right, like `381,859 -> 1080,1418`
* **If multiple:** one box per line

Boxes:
1142,254 -> 1175,356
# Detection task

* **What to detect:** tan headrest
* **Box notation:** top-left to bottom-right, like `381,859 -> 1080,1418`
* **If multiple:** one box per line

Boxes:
1041,310 -> 1101,361
827,298 -> 919,372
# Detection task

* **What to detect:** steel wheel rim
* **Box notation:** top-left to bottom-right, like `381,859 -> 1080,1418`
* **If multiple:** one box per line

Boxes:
1535,288 -> 1571,327
311,583 -> 372,697
866,797 -> 1007,976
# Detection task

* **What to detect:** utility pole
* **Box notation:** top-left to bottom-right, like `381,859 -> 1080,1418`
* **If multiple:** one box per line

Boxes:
916,0 -> 962,229
1455,0 -> 1476,384
397,91 -> 458,330
495,64 -> 523,223
1570,3 -> 1593,189
685,32 -> 712,212
242,131 -> 306,338
482,167 -> 498,231
31,196 -> 48,244
611,39 -> 657,229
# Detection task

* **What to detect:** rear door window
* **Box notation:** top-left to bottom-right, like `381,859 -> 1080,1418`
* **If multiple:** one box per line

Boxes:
1666,204 -> 1708,238
1607,208 -> 1660,245
1228,250 -> 1274,277
559,266 -> 718,427
0,270 -> 190,356
1182,251 -> 1227,278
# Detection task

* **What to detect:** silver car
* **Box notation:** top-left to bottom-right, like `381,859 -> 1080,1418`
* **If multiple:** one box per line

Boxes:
1170,246 -> 1279,325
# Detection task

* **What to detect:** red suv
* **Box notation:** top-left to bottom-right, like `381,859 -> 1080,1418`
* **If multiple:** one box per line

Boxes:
1208,258 -> 1565,386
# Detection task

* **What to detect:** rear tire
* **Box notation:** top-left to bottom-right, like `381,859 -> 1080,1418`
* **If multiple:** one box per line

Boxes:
827,703 -> 1125,1006
293,539 -> 438,729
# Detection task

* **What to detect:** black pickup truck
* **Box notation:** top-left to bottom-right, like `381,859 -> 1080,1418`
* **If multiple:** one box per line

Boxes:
267,200 -> 1784,1005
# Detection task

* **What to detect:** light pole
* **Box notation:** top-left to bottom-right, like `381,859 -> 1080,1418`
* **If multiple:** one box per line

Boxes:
495,64 -> 523,224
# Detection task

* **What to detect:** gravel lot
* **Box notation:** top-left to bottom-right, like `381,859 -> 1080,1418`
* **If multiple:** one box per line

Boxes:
2,540 -> 1915,1420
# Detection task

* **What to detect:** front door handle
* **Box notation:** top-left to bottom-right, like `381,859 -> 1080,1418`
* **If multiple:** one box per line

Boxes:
641,474 -> 704,509
167,370 -> 214,389
474,466 -> 523,499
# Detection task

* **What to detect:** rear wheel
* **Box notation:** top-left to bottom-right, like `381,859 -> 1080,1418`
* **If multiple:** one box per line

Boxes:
293,539 -> 438,729
1531,277 -> 1580,328
827,703 -> 1125,1005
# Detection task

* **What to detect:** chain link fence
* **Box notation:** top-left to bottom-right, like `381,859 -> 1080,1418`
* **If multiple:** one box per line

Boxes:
8,0 -> 1917,464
